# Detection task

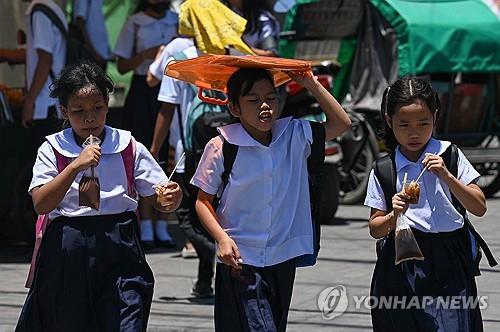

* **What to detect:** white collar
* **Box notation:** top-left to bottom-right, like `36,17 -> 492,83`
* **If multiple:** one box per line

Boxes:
395,138 -> 451,172
218,117 -> 293,147
46,126 -> 132,158
131,10 -> 178,26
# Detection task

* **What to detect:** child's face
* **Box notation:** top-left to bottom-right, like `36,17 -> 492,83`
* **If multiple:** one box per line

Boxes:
230,78 -> 279,143
62,86 -> 108,141
386,99 -> 435,156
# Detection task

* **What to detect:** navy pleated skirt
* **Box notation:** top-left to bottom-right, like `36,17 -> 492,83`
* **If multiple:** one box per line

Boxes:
371,226 -> 483,332
16,212 -> 154,332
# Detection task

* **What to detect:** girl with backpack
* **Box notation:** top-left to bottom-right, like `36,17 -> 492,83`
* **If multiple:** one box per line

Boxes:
191,68 -> 351,331
364,77 -> 491,331
16,62 -> 182,332
114,0 -> 178,248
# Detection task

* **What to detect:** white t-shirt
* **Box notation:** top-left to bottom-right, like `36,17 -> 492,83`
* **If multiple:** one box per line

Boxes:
114,11 -> 178,75
191,118 -> 315,267
29,126 -> 168,220
148,37 -> 194,81
364,138 -> 481,233
72,0 -> 111,60
157,45 -> 199,173
25,0 -> 67,120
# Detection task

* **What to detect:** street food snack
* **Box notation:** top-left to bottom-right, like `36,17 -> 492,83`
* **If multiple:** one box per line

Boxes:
404,181 -> 420,204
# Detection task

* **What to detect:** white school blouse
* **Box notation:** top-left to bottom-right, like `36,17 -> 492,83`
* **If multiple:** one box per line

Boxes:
114,11 -> 178,75
25,0 -> 67,120
72,0 -> 111,60
148,37 -> 194,81
191,117 -> 314,267
29,126 -> 168,220
364,138 -> 481,233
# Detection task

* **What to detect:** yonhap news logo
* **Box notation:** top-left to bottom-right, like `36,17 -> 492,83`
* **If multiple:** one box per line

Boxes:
317,285 -> 349,320
317,285 -> 488,320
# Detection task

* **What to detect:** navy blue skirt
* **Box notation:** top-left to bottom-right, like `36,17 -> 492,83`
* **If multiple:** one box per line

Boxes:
16,212 -> 154,332
371,226 -> 483,332
215,260 -> 296,332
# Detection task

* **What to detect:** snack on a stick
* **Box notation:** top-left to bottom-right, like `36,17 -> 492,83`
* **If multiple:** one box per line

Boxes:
404,181 -> 420,204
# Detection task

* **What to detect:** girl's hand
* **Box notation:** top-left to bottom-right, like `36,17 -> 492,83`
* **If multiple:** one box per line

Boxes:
392,191 -> 410,216
217,235 -> 242,270
141,46 -> 161,61
72,145 -> 101,172
285,70 -> 315,89
422,153 -> 450,179
156,181 -> 182,211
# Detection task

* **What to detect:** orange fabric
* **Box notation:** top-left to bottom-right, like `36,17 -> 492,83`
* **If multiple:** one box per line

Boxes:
165,55 -> 312,92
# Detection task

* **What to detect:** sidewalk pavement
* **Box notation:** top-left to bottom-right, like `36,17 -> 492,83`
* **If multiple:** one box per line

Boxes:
1,199 -> 500,331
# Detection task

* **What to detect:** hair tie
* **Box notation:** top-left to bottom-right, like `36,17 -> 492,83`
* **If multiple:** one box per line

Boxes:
385,86 -> 391,114
409,79 -> 414,96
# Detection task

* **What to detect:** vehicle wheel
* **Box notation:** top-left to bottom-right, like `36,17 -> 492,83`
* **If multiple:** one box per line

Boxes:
320,163 -> 339,223
475,135 -> 500,198
338,115 -> 379,204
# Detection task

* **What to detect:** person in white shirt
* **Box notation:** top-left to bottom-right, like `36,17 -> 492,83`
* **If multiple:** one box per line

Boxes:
224,0 -> 281,56
364,77 -> 489,331
114,0 -> 178,248
72,0 -> 111,68
23,0 -> 66,152
192,68 -> 351,331
16,62 -> 182,332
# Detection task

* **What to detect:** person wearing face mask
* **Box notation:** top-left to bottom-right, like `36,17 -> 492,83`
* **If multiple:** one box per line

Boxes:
114,0 -> 179,249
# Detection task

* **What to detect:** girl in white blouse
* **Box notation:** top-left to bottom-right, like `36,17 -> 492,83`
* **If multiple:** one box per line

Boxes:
16,62 -> 182,332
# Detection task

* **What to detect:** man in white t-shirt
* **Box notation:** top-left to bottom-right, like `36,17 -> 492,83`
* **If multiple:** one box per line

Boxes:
72,0 -> 111,67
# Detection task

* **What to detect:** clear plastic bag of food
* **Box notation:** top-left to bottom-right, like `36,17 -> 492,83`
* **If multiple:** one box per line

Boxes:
79,134 -> 100,210
394,213 -> 424,265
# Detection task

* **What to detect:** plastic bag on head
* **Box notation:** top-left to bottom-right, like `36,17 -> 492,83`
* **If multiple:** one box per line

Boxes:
79,134 -> 100,210
394,213 -> 424,265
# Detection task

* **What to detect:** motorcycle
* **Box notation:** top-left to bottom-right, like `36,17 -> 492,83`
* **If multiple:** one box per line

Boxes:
281,60 -> 379,223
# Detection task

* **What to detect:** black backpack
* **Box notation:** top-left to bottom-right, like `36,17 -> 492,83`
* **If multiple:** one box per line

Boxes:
212,121 -> 326,267
30,3 -> 94,73
373,144 -> 497,275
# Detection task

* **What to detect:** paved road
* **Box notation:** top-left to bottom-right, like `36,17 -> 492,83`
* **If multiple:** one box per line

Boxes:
1,198 -> 500,331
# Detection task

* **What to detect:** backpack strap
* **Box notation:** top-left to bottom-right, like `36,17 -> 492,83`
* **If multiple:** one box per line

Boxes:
373,152 -> 397,212
213,136 -> 238,210
442,144 -> 497,267
53,148 -> 71,173
120,138 -> 137,198
296,121 -> 326,267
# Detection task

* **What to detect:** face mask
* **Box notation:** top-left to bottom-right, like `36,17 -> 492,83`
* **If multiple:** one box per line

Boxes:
146,2 -> 169,14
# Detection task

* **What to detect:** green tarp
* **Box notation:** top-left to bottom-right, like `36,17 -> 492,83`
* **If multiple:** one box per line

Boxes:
371,0 -> 500,75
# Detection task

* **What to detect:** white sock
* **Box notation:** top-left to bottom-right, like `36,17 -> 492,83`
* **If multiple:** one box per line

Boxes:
155,220 -> 173,241
140,219 -> 154,242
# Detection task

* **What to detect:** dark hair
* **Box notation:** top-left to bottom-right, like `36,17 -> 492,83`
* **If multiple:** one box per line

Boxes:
224,0 -> 273,35
135,0 -> 171,13
50,62 -> 114,108
381,76 -> 440,151
227,68 -> 275,107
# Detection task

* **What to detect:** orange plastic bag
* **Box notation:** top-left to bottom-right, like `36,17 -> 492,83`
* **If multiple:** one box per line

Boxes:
165,55 -> 311,94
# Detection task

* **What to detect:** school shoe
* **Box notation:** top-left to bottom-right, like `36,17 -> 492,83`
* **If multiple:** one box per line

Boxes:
181,246 -> 198,258
142,240 -> 155,251
191,282 -> 214,298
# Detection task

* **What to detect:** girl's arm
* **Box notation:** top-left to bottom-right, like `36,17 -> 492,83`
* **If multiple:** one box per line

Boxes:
32,145 -> 101,215
196,190 -> 242,269
368,191 -> 410,239
116,46 -> 160,74
290,72 -> 351,141
423,154 -> 487,217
